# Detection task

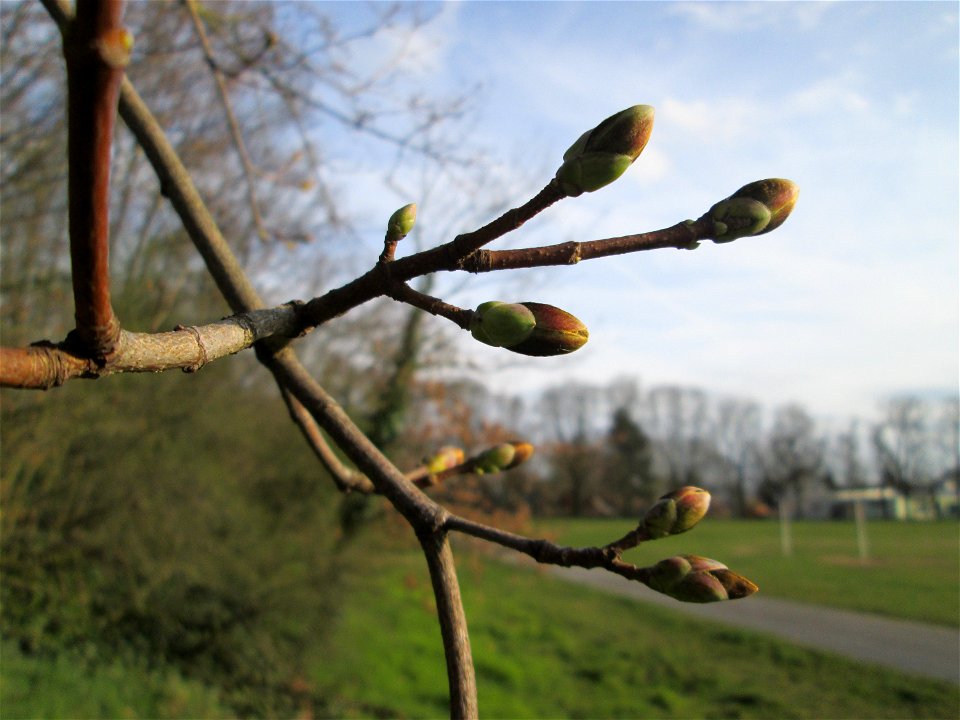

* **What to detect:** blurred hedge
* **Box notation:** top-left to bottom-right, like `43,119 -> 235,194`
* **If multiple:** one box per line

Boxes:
1,360 -> 347,715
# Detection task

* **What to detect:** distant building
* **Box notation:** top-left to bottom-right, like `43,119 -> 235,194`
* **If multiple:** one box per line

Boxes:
826,477 -> 959,520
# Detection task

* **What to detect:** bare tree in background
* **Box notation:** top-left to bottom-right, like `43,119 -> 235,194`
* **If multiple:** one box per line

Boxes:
758,404 -> 826,518
713,397 -> 763,516
0,1 -> 804,716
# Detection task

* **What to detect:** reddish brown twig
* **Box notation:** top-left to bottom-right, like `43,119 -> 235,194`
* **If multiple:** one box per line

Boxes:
460,217 -> 711,273
63,0 -> 128,356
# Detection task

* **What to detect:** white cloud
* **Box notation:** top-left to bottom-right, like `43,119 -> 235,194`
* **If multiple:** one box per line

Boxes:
670,1 -> 835,33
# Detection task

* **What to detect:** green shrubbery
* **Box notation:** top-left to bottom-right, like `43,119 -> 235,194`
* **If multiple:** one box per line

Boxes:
1,361 -> 347,715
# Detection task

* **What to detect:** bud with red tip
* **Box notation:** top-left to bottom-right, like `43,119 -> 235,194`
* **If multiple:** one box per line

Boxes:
470,301 -> 588,357
708,179 -> 799,243
555,105 -> 655,196
640,486 -> 711,539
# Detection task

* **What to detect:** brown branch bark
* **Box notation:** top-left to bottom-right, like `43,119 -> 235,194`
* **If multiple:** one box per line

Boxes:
300,182 -> 566,327
386,282 -> 472,330
63,0 -> 127,356
0,304 -> 304,389
461,217 -> 711,273
278,385 -> 376,494
419,531 -> 478,720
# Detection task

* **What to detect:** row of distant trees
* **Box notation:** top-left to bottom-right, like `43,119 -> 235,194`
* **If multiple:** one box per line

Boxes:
393,376 -> 959,520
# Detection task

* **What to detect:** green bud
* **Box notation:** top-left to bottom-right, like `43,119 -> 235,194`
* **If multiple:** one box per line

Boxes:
556,153 -> 635,196
709,179 -> 799,243
386,203 -> 417,241
471,302 -> 588,356
709,198 -> 772,242
426,446 -> 465,474
647,556 -> 693,594
470,302 -> 536,348
641,486 -> 711,538
555,105 -> 655,196
474,443 -> 517,474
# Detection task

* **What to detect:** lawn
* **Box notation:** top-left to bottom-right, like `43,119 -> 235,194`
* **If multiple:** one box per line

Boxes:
311,535 -> 959,719
534,518 -> 960,627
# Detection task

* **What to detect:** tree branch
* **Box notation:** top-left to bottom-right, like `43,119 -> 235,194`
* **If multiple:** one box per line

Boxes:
419,530 -> 478,720
63,0 -> 128,356
277,385 -> 376,494
461,217 -> 711,273
0,304 -> 304,389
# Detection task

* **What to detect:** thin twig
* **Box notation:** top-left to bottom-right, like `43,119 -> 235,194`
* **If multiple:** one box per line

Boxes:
278,385 -> 376,493
461,217 -> 711,273
386,283 -> 472,330
183,0 -> 270,244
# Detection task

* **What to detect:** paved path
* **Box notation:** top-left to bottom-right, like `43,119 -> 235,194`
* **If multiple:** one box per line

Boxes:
546,565 -> 959,685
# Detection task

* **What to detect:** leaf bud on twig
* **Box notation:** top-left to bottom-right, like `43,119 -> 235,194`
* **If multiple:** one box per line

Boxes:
640,486 -> 710,539
96,28 -> 135,69
473,443 -> 518,474
555,105 -> 655,196
470,302 -> 589,357
708,179 -> 799,243
386,203 -> 418,242
426,446 -> 465,474
647,554 -> 758,603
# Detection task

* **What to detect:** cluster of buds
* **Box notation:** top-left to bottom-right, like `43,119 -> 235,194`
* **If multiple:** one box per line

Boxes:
470,301 -> 588,356
645,555 -> 758,603
555,105 -> 655,196
473,441 -> 534,475
639,486 -> 711,539
708,179 -> 799,243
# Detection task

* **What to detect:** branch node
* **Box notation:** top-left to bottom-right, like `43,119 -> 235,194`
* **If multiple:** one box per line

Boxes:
175,324 -> 208,373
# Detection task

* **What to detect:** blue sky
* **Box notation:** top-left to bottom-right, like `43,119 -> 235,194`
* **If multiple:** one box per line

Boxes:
313,1 -> 959,424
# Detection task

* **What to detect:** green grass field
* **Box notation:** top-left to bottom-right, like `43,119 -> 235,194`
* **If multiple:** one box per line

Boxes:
0,641 -> 229,719
535,518 -> 960,627
4,519 -> 956,718
312,537 -> 958,719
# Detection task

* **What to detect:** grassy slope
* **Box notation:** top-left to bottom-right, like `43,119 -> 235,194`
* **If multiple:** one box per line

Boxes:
0,640 -> 229,719
536,518 -> 960,627
312,539 -> 959,719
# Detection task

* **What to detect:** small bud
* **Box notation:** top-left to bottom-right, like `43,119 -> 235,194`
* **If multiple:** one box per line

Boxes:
474,443 -> 517,474
555,105 -> 655,196
471,302 -> 588,356
470,302 -> 536,348
645,554 -> 758,603
641,486 -> 710,539
96,28 -> 135,69
386,203 -> 417,241
507,302 -> 589,356
667,569 -> 731,603
426,446 -> 465,474
709,179 -> 799,243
